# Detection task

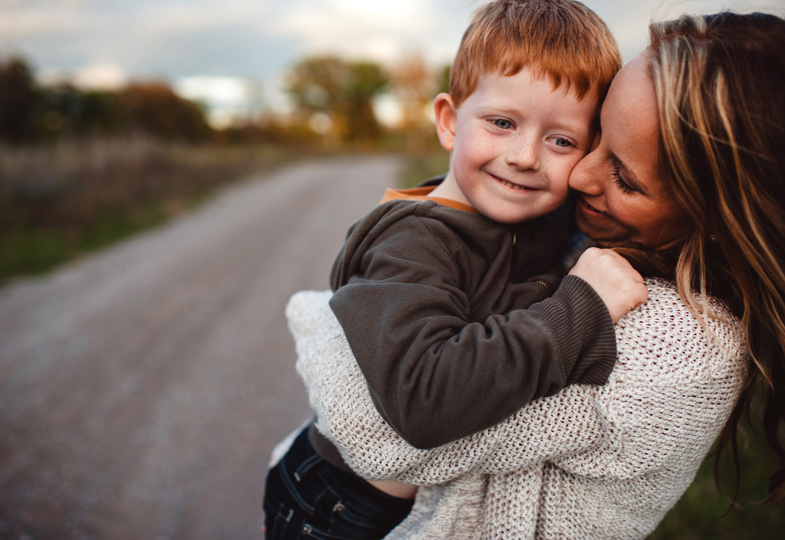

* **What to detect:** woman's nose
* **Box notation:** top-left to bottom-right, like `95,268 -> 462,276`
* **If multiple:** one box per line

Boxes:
569,149 -> 602,195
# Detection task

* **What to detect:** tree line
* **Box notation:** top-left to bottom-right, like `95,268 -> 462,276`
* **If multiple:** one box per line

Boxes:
0,57 -> 212,144
0,55 -> 449,146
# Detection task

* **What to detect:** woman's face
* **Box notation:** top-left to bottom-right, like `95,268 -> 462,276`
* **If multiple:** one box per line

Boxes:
569,52 -> 688,249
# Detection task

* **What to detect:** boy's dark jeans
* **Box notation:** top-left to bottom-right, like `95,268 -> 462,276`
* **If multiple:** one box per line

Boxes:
263,427 -> 414,539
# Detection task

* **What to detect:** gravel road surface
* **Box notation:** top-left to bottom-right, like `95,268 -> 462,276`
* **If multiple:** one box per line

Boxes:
0,155 -> 401,539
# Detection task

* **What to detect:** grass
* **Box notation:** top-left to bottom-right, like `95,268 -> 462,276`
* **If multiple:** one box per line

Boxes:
0,137 -> 297,285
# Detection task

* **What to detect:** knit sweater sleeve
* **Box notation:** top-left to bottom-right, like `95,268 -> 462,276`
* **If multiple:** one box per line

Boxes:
288,279 -> 748,485
549,278 -> 749,479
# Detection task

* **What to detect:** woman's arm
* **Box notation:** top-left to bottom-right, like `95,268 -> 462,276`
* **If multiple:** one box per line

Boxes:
550,281 -> 749,479
289,279 -> 748,485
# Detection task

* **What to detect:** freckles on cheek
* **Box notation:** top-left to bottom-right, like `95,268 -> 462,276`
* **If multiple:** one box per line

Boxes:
479,138 -> 499,150
469,140 -> 500,159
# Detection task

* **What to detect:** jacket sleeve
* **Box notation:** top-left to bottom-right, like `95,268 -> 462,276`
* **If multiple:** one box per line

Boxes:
328,213 -> 615,449
287,280 -> 748,485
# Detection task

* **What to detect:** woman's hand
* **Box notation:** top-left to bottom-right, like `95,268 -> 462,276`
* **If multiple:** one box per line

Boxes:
568,247 -> 648,323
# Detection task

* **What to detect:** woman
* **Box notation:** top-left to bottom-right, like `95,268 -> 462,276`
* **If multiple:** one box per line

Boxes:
285,11 -> 785,539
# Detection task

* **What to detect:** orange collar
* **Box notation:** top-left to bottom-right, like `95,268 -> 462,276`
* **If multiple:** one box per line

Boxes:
379,187 -> 478,213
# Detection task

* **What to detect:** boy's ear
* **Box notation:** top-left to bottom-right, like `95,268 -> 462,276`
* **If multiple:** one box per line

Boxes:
434,93 -> 457,152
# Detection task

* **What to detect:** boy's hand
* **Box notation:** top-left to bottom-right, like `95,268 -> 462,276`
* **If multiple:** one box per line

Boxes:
568,247 -> 648,324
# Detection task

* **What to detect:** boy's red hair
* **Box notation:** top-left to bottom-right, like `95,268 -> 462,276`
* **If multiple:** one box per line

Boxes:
450,0 -> 621,106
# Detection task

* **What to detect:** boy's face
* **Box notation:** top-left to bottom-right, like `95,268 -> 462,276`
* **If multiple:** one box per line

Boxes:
435,68 -> 598,224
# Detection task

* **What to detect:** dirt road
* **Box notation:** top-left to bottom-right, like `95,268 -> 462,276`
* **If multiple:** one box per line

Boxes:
0,155 -> 401,539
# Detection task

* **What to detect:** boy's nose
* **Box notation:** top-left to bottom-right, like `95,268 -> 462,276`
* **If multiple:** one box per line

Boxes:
506,139 -> 538,171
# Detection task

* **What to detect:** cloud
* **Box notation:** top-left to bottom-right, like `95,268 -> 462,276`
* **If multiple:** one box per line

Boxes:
275,0 -> 469,67
72,62 -> 129,90
0,0 -> 289,77
174,75 -> 259,127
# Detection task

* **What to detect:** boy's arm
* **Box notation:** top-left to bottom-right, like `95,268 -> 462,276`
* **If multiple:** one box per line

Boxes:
289,289 -> 604,483
332,277 -> 614,449
328,213 -> 616,449
489,270 -> 564,314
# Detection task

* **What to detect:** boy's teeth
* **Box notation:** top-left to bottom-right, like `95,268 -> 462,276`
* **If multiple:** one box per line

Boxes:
501,179 -> 524,190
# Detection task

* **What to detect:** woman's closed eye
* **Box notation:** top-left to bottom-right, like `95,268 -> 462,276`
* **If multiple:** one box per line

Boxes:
612,166 -> 637,194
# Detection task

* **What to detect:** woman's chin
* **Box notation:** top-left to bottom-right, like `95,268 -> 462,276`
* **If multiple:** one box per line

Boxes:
574,211 -> 620,244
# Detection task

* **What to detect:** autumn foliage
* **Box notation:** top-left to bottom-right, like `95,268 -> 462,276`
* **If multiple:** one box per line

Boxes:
0,57 -> 212,144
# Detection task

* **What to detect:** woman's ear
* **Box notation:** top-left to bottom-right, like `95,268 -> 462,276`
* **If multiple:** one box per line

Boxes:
434,93 -> 457,152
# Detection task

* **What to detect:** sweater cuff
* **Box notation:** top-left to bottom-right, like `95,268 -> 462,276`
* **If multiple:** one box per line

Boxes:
308,422 -> 353,472
528,275 -> 617,387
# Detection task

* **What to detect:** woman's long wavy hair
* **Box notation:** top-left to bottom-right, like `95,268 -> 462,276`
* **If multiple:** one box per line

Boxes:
647,12 -> 785,503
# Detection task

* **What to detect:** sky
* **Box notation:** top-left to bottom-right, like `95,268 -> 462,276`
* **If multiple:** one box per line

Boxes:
1,0 -> 783,126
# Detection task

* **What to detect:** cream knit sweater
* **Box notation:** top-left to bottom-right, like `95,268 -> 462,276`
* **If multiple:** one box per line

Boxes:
286,278 -> 749,539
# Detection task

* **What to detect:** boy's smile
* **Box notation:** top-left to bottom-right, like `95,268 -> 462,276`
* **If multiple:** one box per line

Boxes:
491,173 -> 535,191
431,68 -> 598,224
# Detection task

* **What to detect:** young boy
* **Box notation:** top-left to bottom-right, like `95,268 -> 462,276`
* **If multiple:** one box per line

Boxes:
264,1 -> 640,538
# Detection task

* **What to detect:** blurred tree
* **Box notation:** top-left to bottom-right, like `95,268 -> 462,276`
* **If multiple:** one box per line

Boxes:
0,57 -> 41,144
342,61 -> 388,141
390,53 -> 438,150
437,64 -> 451,96
120,82 -> 212,142
38,84 -> 128,139
0,58 -> 213,144
285,56 -> 388,142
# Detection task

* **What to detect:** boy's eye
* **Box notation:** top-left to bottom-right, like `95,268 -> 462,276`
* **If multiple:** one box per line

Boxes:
492,118 -> 513,129
550,136 -> 573,148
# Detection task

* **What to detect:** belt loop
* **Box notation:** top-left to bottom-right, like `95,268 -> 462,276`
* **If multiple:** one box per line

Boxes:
293,453 -> 322,482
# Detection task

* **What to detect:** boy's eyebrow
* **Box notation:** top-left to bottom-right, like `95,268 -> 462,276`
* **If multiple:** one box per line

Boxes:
477,105 -> 522,116
550,119 -> 591,136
